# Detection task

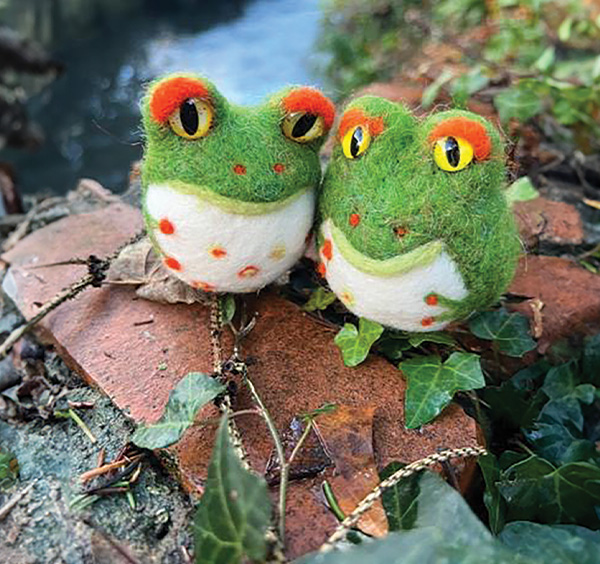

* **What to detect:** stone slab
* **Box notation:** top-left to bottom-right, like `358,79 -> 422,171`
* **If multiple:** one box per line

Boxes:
1,203 -> 479,559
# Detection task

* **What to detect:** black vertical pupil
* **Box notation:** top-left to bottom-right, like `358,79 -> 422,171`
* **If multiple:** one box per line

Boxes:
292,113 -> 317,138
180,99 -> 199,136
444,136 -> 460,167
350,127 -> 364,157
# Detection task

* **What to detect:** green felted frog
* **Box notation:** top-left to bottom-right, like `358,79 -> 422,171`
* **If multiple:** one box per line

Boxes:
140,73 -> 335,293
317,96 -> 521,332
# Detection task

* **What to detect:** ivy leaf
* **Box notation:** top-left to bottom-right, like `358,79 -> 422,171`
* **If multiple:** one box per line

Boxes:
478,453 -> 506,534
500,521 -> 600,564
401,352 -> 485,429
334,318 -> 384,367
506,176 -> 540,205
304,287 -> 338,312
495,85 -> 543,124
498,454 -> 600,528
469,310 -> 537,357
302,472 -> 525,564
194,416 -> 271,564
407,332 -> 456,348
132,372 -> 224,449
380,462 -> 421,531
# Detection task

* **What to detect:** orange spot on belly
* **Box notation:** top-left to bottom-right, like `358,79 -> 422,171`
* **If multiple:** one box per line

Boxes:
233,164 -> 246,175
394,226 -> 409,238
159,218 -> 175,235
322,239 -> 333,261
210,246 -> 227,259
238,265 -> 260,278
421,316 -> 435,327
349,213 -> 361,227
340,290 -> 355,306
273,163 -> 285,174
425,293 -> 439,306
192,281 -> 215,292
164,256 -> 182,271
269,245 -> 286,260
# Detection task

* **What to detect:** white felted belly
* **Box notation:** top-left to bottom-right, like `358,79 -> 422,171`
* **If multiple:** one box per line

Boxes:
321,220 -> 468,331
144,184 -> 315,293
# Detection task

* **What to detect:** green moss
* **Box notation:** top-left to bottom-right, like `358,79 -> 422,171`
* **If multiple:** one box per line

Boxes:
319,96 -> 521,319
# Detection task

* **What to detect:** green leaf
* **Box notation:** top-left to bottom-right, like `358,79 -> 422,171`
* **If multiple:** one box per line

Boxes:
558,17 -> 573,42
304,287 -> 338,312
132,372 -> 225,449
534,46 -> 555,73
302,473 -> 527,564
407,332 -> 456,348
451,66 -> 489,106
478,453 -> 506,534
401,352 -> 485,428
500,522 -> 600,564
220,294 -> 236,325
506,176 -> 540,205
582,333 -> 600,385
0,447 -> 19,490
380,462 -> 420,531
421,68 -> 454,109
498,455 -> 600,528
495,86 -> 543,124
194,416 -> 271,564
334,318 -> 384,367
469,309 -> 537,357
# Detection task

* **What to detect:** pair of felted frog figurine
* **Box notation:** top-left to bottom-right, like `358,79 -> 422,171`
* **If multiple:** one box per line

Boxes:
141,74 -> 520,333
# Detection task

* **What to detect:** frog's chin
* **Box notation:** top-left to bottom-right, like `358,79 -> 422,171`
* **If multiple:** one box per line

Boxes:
148,180 -> 313,215
324,220 -> 443,277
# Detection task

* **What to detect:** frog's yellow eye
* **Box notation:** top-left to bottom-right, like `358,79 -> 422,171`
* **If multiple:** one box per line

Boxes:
433,136 -> 474,172
342,125 -> 371,159
168,98 -> 213,140
282,112 -> 326,143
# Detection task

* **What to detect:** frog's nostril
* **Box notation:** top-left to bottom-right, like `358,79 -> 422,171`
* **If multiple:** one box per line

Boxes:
233,164 -> 246,175
273,163 -> 286,174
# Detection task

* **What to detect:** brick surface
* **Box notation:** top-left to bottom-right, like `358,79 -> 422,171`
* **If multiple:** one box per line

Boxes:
509,255 -> 600,353
2,203 -> 479,559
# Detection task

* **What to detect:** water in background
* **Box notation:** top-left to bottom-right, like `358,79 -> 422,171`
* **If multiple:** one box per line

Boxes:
2,0 -> 326,195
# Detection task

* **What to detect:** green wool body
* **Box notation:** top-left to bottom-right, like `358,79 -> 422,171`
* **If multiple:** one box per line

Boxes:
140,73 -> 335,293
317,96 -> 521,332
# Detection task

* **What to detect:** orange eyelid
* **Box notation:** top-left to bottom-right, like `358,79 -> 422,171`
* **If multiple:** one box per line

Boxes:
150,77 -> 210,124
338,108 -> 385,140
428,117 -> 492,161
282,88 -> 336,130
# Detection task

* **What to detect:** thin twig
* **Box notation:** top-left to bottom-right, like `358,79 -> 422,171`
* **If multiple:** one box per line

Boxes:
0,479 -> 37,520
79,455 -> 143,483
319,445 -> 487,553
67,408 -> 97,444
245,375 -> 288,543
0,231 -> 145,358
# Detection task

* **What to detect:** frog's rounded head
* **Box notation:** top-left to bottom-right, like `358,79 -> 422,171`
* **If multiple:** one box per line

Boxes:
318,96 -> 520,327
141,73 -> 335,203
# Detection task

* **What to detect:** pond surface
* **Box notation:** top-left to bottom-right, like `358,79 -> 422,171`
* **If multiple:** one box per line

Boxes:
3,0 -> 326,195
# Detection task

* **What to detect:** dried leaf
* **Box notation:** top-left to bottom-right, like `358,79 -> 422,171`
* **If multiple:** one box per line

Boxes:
315,405 -> 388,538
108,238 -> 210,305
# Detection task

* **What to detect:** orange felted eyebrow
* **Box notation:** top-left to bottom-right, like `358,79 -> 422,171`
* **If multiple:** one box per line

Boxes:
282,88 -> 336,130
150,77 -> 210,124
338,108 -> 385,140
428,117 -> 492,161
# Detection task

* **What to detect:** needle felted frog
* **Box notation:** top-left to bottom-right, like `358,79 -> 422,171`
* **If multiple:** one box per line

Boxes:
141,74 -> 335,293
317,96 -> 521,332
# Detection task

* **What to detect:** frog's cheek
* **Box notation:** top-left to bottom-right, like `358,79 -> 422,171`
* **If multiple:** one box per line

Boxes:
143,183 -> 315,293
